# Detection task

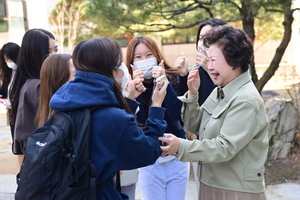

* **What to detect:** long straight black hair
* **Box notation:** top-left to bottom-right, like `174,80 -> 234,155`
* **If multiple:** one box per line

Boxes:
10,28 -> 55,124
0,42 -> 20,98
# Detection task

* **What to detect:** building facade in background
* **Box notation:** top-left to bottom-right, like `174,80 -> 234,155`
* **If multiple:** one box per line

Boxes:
0,0 -> 25,45
0,0 -> 56,45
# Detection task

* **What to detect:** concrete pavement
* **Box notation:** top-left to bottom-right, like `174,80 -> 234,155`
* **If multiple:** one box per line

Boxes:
0,104 -> 300,200
1,176 -> 300,200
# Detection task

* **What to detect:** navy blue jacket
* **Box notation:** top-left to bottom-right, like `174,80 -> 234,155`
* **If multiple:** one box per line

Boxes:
50,71 -> 167,200
136,78 -> 186,139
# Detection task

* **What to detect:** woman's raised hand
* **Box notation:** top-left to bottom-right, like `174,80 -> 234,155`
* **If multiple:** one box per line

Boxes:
187,68 -> 200,98
175,52 -> 189,76
195,46 -> 208,71
131,64 -> 144,82
126,74 -> 146,100
152,60 -> 165,79
151,80 -> 168,107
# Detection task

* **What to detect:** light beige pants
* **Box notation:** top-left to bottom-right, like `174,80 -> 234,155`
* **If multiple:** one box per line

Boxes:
199,182 -> 266,200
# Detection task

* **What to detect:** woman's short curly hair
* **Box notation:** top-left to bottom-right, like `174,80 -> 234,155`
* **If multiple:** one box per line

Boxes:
203,25 -> 253,73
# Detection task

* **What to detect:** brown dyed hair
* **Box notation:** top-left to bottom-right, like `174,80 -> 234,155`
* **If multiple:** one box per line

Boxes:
35,53 -> 72,127
125,35 -> 177,83
72,38 -> 131,114
203,25 -> 253,73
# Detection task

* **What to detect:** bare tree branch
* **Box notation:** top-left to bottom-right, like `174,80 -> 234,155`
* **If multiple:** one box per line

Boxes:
256,7 -> 295,91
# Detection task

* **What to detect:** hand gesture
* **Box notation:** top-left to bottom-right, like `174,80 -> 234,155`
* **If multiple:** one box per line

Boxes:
152,60 -> 165,79
151,80 -> 168,107
175,52 -> 189,76
130,64 -> 144,82
187,68 -> 200,98
195,46 -> 208,71
126,74 -> 146,100
159,133 -> 180,155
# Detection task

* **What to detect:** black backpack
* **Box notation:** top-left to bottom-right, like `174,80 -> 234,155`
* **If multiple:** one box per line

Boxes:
15,107 -> 100,200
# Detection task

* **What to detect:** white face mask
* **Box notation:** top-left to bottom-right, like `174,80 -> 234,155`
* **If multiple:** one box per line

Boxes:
133,57 -> 158,79
197,40 -> 208,54
114,63 -> 130,96
6,62 -> 17,70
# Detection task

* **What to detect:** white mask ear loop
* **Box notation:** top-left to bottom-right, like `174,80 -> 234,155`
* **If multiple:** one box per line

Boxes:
114,63 -> 130,96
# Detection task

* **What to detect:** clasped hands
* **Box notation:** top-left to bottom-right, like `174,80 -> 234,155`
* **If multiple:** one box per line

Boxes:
159,133 -> 180,157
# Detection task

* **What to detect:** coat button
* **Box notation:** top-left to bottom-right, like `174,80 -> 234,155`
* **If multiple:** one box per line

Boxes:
257,173 -> 261,177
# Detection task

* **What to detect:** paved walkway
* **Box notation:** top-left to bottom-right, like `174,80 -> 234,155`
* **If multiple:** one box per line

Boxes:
0,104 -> 299,200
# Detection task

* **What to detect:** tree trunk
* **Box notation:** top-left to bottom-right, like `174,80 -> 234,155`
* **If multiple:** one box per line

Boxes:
240,0 -> 258,84
255,5 -> 294,92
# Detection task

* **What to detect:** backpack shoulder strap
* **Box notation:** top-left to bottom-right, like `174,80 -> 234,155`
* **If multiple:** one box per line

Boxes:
55,105 -> 112,199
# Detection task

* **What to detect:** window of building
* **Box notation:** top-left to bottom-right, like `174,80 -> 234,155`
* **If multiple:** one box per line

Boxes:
162,35 -> 197,45
116,38 -> 128,47
0,0 -> 5,17
0,0 -> 8,32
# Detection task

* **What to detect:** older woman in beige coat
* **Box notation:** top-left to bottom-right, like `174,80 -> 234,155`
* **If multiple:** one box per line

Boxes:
160,25 -> 269,200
